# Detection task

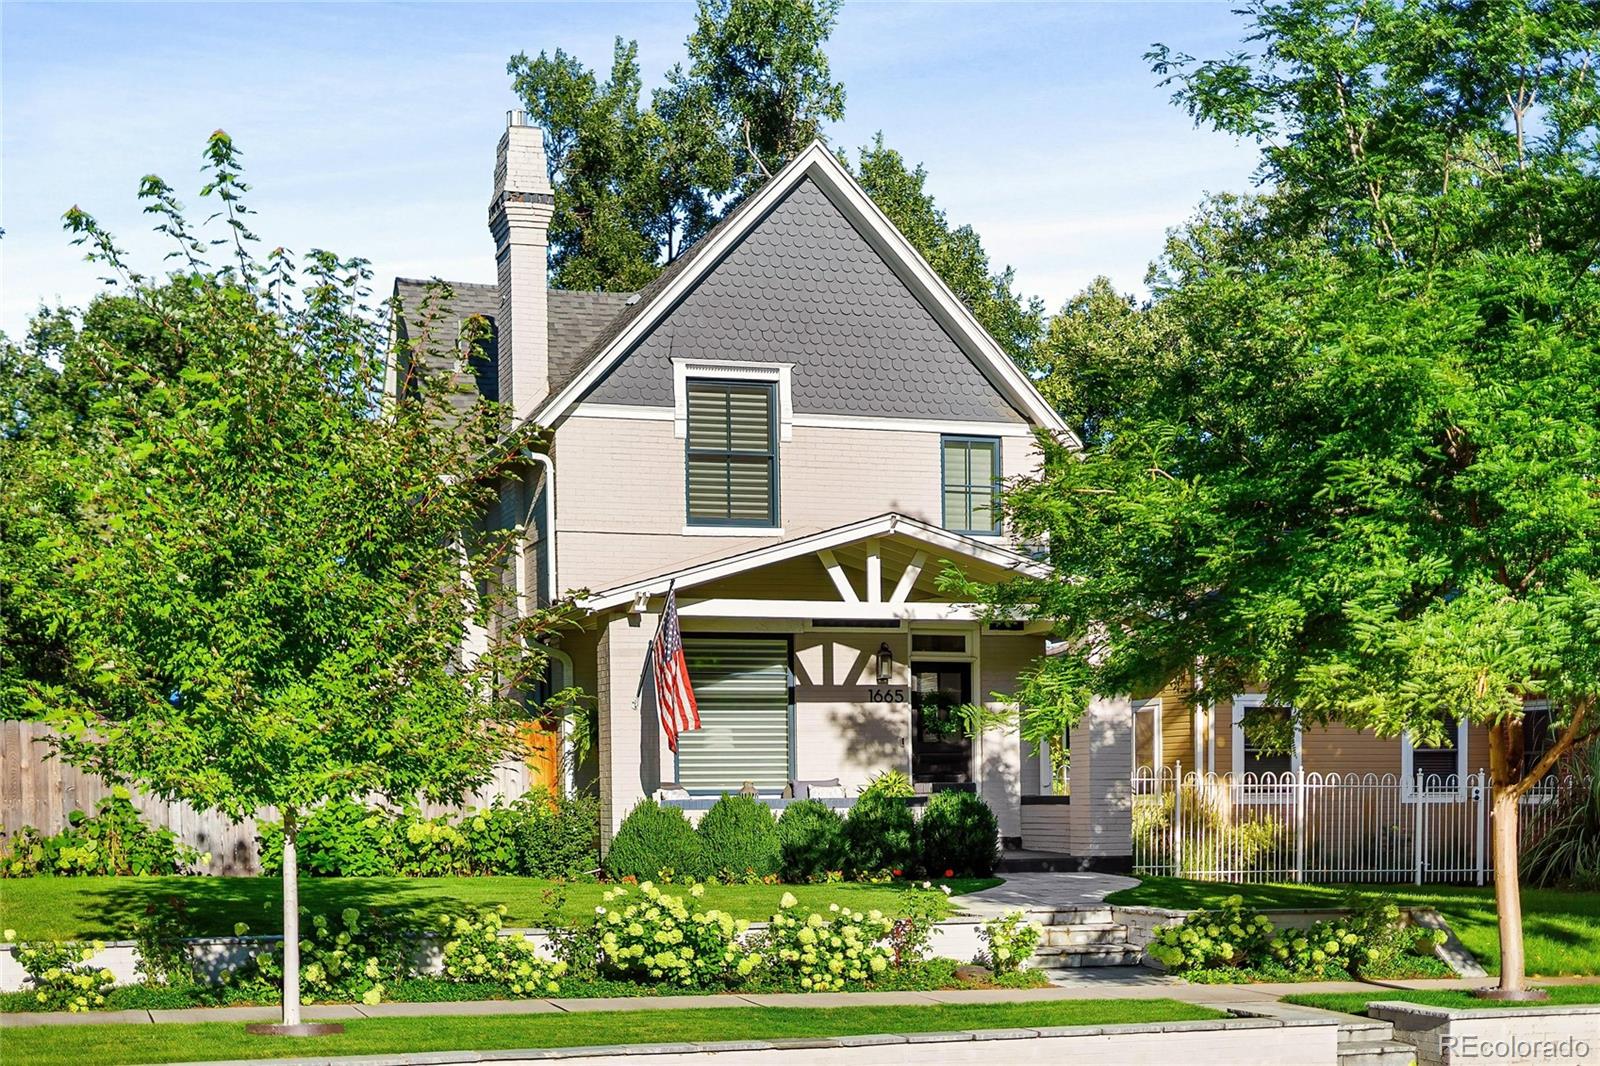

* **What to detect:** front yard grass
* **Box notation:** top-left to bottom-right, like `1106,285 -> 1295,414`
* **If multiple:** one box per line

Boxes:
1104,878 -> 1600,977
1283,985 -> 1600,1016
0,999 -> 1226,1066
0,875 -> 998,941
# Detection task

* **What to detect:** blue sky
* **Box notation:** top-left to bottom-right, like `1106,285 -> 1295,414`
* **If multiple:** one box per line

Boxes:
1,2 -> 1261,339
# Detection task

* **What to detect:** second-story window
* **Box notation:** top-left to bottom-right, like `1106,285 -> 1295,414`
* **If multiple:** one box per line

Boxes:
941,436 -> 1000,535
686,380 -> 778,526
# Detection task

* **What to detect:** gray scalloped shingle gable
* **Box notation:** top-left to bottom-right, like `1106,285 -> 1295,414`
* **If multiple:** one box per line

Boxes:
581,178 -> 1026,423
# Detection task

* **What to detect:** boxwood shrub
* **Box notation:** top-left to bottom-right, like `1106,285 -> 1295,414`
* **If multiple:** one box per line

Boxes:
919,790 -> 999,876
775,799 -> 846,881
696,794 -> 780,881
604,799 -> 707,881
843,792 -> 918,877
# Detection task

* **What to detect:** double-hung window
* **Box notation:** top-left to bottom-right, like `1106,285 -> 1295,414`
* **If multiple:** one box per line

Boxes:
685,380 -> 778,526
941,436 -> 1000,535
1403,720 -> 1467,800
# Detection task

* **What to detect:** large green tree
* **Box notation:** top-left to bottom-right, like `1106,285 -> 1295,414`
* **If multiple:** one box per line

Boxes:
508,0 -> 842,287
966,0 -> 1599,996
0,135 -> 574,1028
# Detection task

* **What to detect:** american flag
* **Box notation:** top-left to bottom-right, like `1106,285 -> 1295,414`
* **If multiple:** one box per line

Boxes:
652,584 -> 700,751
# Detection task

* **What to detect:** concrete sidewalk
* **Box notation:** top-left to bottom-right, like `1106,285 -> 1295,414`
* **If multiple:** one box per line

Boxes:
955,872 -> 1138,916
8,974 -> 1597,1029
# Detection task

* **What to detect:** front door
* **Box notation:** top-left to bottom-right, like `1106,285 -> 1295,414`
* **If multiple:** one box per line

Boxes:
911,661 -> 972,786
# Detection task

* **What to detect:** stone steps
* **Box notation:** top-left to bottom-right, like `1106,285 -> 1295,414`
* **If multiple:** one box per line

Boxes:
1336,1018 -> 1414,1066
1028,943 -> 1145,968
1038,922 -> 1127,948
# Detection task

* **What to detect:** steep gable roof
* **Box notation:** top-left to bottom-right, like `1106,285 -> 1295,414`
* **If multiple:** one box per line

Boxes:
525,141 -> 1076,442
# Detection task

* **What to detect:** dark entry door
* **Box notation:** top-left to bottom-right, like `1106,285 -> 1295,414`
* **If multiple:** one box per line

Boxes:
911,661 -> 972,785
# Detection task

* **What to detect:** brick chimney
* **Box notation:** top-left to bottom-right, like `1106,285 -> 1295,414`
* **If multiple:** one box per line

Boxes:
489,111 -> 554,422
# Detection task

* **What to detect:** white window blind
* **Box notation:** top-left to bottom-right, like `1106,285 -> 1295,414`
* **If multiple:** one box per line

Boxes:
676,638 -> 791,790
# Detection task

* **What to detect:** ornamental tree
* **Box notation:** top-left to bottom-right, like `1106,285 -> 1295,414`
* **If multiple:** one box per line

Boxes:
964,1 -> 1599,996
0,134 -> 575,1028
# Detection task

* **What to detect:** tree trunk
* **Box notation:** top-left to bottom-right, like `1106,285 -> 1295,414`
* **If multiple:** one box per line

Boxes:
1487,721 -> 1530,996
280,808 -> 301,1027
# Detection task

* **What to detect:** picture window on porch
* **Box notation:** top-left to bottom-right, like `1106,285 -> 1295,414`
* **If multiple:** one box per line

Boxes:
675,637 -> 792,792
685,380 -> 778,527
941,436 -> 1000,535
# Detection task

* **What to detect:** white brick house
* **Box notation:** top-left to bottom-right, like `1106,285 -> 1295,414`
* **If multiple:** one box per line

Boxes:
392,114 -> 1135,862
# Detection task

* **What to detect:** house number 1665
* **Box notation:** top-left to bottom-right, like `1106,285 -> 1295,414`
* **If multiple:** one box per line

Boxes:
867,687 -> 906,703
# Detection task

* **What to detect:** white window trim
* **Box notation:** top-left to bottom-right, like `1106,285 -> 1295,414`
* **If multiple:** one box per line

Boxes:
1132,697 -> 1163,776
1231,695 -> 1302,795
672,359 -> 793,441
1401,719 -> 1469,802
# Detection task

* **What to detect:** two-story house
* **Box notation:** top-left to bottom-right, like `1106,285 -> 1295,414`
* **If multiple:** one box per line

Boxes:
393,113 -> 1100,854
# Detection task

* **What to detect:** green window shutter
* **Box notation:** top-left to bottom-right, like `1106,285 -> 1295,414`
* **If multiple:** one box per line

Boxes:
676,638 -> 791,790
941,436 -> 1000,534
686,381 -> 777,525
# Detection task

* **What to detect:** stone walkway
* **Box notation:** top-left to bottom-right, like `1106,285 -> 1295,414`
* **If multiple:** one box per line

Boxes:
955,871 -> 1139,916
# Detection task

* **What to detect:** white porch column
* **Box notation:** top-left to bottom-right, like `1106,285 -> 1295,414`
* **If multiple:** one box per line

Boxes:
1068,694 -> 1134,859
597,609 -> 658,845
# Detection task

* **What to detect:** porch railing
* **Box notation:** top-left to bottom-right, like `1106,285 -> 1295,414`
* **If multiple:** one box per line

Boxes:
1132,765 -> 1584,885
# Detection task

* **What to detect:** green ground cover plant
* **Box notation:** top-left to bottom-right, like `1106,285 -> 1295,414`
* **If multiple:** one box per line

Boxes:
0,999 -> 1227,1065
0,796 -> 200,878
1107,878 -> 1600,977
0,875 -> 994,942
1283,986 -> 1600,1016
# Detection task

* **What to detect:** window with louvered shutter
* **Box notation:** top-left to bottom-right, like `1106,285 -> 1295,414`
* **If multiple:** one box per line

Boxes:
686,381 -> 778,526
941,436 -> 1000,534
676,638 -> 791,791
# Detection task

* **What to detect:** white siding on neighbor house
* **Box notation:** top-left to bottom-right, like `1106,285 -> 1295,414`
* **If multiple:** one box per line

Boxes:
549,411 -> 1040,598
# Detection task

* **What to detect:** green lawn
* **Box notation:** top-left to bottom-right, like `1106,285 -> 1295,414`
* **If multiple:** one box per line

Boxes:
1283,985 -> 1600,1016
0,875 -> 998,941
0,999 -> 1225,1066
1104,878 -> 1600,977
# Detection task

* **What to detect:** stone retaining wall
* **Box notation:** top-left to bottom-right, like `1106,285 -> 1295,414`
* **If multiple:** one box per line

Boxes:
1370,1000 -> 1600,1066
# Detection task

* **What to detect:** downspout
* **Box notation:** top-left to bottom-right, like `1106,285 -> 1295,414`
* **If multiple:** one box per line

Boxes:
521,448 -> 556,607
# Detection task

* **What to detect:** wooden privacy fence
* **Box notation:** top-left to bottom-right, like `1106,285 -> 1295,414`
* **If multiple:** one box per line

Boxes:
1133,765 -> 1584,885
0,720 -> 533,875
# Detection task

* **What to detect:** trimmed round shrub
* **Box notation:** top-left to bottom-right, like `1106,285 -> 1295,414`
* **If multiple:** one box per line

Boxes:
516,790 -> 601,878
697,794 -> 780,881
775,800 -> 846,881
843,791 -> 918,877
604,799 -> 707,882
919,790 -> 999,877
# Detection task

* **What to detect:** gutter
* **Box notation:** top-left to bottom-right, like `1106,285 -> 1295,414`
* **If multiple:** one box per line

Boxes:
521,448 -> 557,609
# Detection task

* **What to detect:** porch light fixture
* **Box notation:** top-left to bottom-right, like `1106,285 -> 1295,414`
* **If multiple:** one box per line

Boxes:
876,642 -> 894,685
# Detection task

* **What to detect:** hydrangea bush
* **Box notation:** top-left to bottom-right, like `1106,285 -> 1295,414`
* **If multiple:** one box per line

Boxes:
13,940 -> 115,1012
439,906 -> 566,997
593,881 -> 751,987
251,906 -> 411,1006
760,893 -> 893,991
1145,895 -> 1275,972
978,910 -> 1041,974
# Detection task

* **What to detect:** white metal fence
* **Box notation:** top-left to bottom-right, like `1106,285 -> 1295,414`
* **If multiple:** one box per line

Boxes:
1132,765 -> 1584,885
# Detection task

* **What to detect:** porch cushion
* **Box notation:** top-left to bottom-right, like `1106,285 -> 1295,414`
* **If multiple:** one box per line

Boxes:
789,778 -> 846,800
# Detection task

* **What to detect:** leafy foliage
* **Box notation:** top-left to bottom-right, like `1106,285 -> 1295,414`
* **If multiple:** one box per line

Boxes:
13,940 -> 114,1012
917,790 -> 999,877
604,799 -> 708,882
1145,896 -> 1276,972
593,881 -> 751,987
858,769 -> 913,799
1522,741 -> 1600,889
843,792 -> 918,877
438,905 -> 566,997
248,907 -> 412,1006
759,896 -> 893,991
508,0 -> 842,287
0,795 -> 200,877
978,911 -> 1041,975
696,793 -> 781,882
774,799 -> 846,882
254,791 -> 598,879
962,0 -> 1600,993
